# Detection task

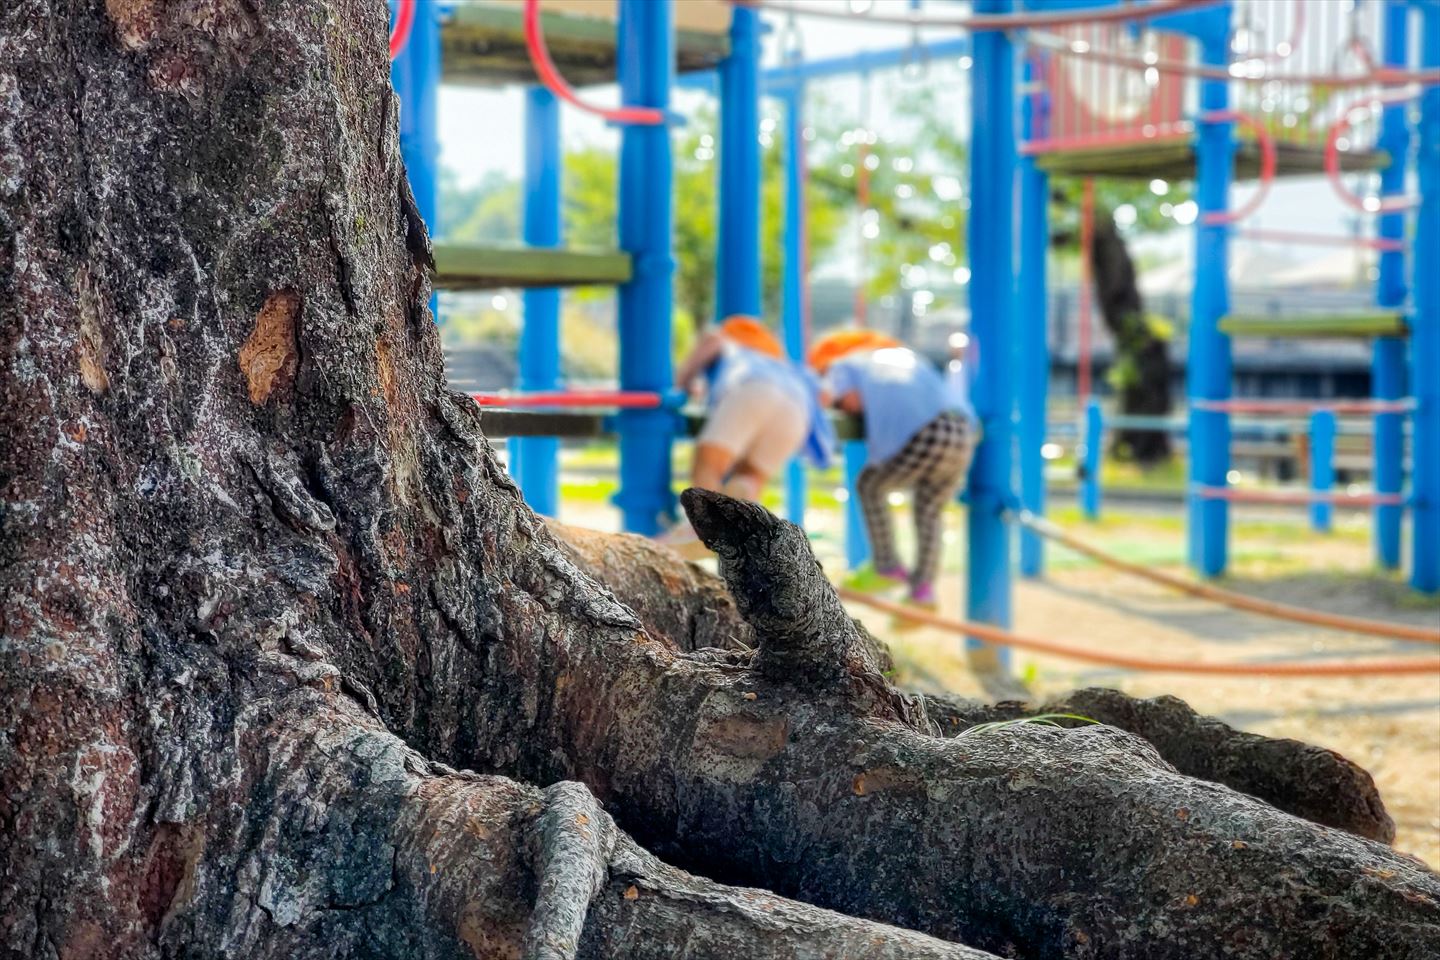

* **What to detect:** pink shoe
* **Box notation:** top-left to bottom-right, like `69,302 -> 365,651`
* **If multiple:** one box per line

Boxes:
878,565 -> 908,582
908,582 -> 936,606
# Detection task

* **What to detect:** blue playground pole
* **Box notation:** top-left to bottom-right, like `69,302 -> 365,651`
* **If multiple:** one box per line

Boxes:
390,0 -> 441,319
510,88 -> 562,517
1018,51 -> 1050,577
1186,19 -> 1234,578
1412,1 -> 1440,594
1374,0 -> 1409,570
1081,399 -> 1103,520
844,440 -> 870,569
781,85 -> 809,526
717,5 -> 763,321
966,0 -> 1017,657
614,0 -> 675,535
1309,410 -> 1337,533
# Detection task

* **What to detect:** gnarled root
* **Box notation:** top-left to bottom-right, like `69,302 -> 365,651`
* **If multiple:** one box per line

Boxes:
200,694 -> 1002,959
924,687 -> 1397,842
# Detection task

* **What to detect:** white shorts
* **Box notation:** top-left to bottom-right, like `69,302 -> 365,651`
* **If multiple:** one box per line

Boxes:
698,381 -> 809,476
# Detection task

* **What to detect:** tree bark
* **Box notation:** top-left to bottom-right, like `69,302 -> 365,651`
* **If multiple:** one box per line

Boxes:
2,4 -> 1437,960
1090,211 -> 1173,464
0,4 -> 991,958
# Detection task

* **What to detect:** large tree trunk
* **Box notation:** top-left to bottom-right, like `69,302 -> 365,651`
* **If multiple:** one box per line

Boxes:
2,4 -> 1437,960
1091,211 -> 1173,464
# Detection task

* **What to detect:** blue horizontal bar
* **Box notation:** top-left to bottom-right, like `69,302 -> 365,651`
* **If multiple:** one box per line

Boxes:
677,35 -> 972,94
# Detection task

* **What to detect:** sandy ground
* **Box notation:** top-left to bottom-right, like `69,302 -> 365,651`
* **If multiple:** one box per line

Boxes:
557,495 -> 1440,867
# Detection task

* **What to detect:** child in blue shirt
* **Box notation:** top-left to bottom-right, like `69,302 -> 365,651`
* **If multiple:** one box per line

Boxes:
818,336 -> 979,607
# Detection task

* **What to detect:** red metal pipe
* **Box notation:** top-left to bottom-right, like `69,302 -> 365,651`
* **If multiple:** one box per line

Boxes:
1019,123 -> 1192,156
1233,228 -> 1405,253
1028,30 -> 1440,88
1077,178 -> 1095,405
388,0 -> 415,60
472,390 -> 665,409
522,0 -> 665,126
1200,110 -> 1276,226
854,138 -> 870,327
1193,486 -> 1407,507
1192,398 -> 1416,416
730,0 -> 1218,31
1325,89 -> 1421,215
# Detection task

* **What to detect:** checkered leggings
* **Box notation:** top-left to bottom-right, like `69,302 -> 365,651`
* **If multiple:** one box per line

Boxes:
857,411 -> 978,590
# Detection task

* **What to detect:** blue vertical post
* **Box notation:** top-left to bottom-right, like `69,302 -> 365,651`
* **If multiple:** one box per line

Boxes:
717,5 -> 763,320
390,0 -> 441,318
966,0 -> 1016,659
614,0 -> 675,535
1309,410 -> 1336,533
1186,14 -> 1234,578
844,440 -> 870,569
781,85 -> 809,526
1374,0 -> 1409,570
1412,1 -> 1440,594
1018,51 -> 1050,577
509,89 -> 562,516
1081,399 -> 1103,520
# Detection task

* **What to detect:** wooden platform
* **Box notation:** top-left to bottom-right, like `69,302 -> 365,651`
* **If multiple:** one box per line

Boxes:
1035,138 -> 1388,182
1220,312 -> 1408,339
441,2 -> 730,87
433,243 -> 632,290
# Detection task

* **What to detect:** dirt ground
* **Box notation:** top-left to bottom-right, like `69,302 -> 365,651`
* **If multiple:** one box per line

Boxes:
558,495 -> 1440,867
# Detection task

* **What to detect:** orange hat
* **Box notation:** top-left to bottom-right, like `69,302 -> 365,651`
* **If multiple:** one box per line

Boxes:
720,315 -> 785,358
807,329 -> 902,373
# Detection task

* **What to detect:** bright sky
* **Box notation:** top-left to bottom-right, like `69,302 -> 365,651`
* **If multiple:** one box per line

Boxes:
435,1 -> 1393,275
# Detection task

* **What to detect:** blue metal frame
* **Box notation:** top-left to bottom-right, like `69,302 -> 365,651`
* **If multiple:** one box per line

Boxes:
1018,48 -> 1050,576
1374,0 -> 1410,570
844,440 -> 870,569
966,0 -> 1017,655
1186,8 -> 1235,578
1080,399 -> 1103,520
717,6 -> 763,322
781,84 -> 809,526
1309,410 -> 1337,533
1412,0 -> 1440,593
511,88 -> 563,517
390,0 -> 441,324
614,0 -> 676,535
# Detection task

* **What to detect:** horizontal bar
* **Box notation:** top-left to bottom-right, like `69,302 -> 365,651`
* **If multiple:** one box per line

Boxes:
1193,398 -> 1416,416
677,36 -> 974,95
1193,486 -> 1408,507
1219,312 -> 1409,338
473,390 -> 673,409
1232,228 -> 1405,253
434,243 -> 632,290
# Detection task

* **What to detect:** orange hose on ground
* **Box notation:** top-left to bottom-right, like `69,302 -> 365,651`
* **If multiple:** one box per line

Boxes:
1013,512 -> 1440,645
836,587 -> 1440,677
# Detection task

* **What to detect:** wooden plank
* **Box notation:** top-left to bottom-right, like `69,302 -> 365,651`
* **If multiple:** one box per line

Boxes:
1220,312 -> 1408,338
441,4 -> 729,87
1034,140 -> 1387,182
434,243 -> 632,290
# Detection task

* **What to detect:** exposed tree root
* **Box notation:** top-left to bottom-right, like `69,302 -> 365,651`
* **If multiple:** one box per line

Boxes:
554,509 -> 1401,846
923,688 -> 1398,843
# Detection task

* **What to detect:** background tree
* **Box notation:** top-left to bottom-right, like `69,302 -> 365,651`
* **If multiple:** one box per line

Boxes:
1050,177 -> 1191,465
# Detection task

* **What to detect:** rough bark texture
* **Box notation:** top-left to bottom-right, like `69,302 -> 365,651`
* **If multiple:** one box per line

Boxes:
2,3 -> 1438,960
1091,211 -> 1173,464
